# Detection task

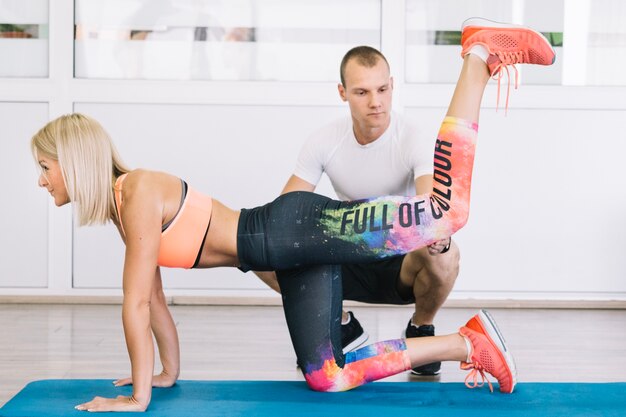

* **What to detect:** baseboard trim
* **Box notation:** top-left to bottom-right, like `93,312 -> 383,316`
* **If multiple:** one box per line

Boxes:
0,295 -> 625,309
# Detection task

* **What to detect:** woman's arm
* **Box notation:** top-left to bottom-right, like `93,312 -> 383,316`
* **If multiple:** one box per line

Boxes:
119,177 -> 164,409
148,267 -> 180,386
113,267 -> 181,388
76,172 -> 165,412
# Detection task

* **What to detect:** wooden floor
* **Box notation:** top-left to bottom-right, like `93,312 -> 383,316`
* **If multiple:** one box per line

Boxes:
1,304 -> 625,406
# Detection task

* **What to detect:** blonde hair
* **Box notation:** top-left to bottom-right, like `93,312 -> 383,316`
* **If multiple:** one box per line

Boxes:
31,113 -> 131,226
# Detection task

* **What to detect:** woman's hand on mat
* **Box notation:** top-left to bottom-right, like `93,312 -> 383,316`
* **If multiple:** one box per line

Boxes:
75,395 -> 147,412
114,371 -> 177,388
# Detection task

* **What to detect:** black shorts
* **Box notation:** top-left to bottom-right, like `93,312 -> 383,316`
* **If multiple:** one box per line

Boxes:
341,255 -> 414,305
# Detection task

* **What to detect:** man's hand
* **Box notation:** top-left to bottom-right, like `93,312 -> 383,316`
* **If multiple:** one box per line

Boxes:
427,237 -> 452,256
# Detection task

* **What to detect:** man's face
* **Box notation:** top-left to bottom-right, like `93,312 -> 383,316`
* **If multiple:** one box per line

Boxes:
339,58 -> 393,133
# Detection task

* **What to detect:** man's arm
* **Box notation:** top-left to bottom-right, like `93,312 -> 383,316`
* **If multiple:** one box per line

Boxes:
414,174 -> 432,196
281,174 -> 316,195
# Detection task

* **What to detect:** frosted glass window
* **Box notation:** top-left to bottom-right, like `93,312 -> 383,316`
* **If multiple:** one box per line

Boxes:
75,0 -> 381,81
0,0 -> 48,77
405,0 -> 564,85
563,0 -> 626,86
406,0 -> 625,86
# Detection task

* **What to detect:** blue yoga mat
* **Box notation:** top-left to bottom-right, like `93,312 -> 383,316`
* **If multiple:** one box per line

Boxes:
1,380 -> 624,417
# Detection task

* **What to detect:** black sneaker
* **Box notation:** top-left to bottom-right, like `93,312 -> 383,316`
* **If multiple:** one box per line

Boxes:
405,320 -> 441,375
341,312 -> 369,353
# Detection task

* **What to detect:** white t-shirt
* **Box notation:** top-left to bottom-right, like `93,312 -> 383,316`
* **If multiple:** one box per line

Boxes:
294,113 -> 433,200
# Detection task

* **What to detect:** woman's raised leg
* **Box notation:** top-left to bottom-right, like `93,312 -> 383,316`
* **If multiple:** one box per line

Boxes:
275,18 -> 555,394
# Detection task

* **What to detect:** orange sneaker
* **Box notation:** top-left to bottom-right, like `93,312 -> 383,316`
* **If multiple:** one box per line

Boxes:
459,309 -> 517,393
461,17 -> 555,73
460,17 -> 556,112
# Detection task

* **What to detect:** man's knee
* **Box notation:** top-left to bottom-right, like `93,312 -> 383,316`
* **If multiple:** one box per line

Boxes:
403,242 -> 460,284
437,241 -> 461,280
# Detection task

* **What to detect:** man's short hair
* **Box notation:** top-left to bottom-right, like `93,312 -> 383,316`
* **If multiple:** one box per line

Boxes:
340,46 -> 390,87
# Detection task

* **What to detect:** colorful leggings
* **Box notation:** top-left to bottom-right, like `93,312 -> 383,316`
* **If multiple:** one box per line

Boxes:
237,116 -> 478,391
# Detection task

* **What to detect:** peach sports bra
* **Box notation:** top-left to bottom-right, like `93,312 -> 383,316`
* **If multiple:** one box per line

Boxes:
114,174 -> 213,269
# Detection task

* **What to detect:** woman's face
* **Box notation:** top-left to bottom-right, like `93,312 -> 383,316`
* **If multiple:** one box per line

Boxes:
37,153 -> 70,206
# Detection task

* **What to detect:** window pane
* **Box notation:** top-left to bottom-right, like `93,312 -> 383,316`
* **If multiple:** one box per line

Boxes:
563,0 -> 626,86
0,0 -> 48,77
405,0 -> 564,85
74,0 -> 381,81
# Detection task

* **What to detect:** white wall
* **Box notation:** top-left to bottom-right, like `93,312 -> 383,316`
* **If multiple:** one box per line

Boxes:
0,103 -> 49,287
1,0 -> 625,302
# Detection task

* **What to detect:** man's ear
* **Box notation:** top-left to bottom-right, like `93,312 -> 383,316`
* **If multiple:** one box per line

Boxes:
338,83 -> 347,102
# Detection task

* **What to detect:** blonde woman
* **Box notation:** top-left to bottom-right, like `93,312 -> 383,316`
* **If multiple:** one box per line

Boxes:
33,19 -> 554,413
